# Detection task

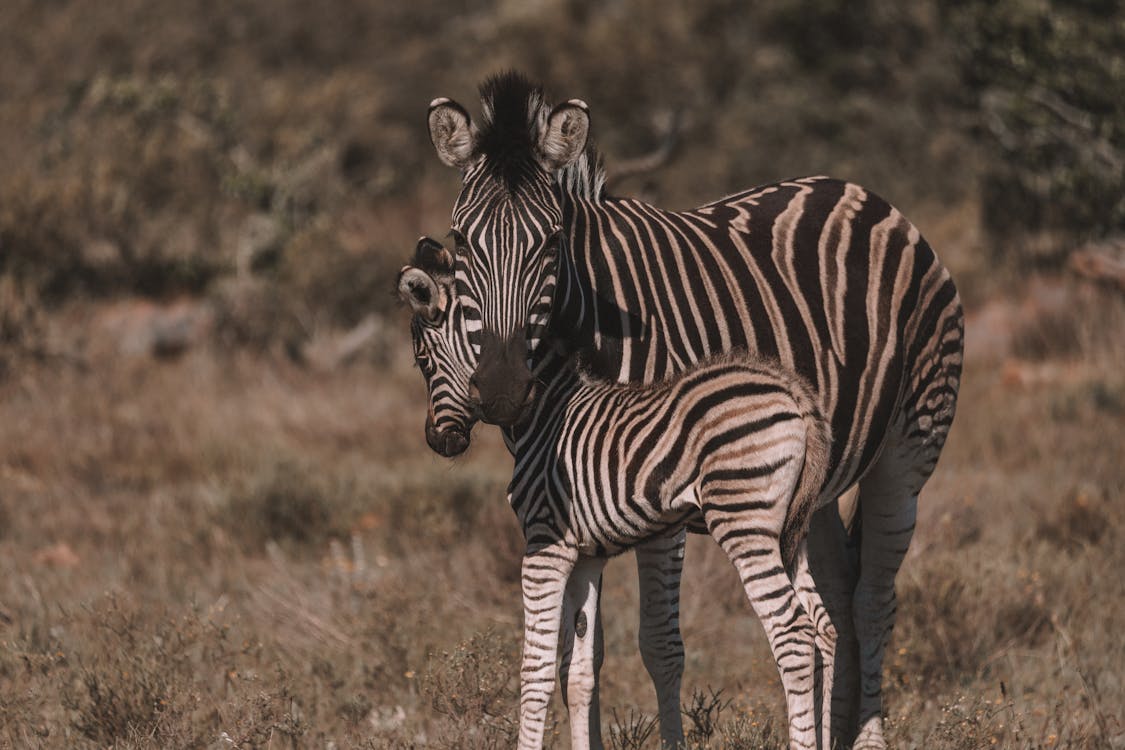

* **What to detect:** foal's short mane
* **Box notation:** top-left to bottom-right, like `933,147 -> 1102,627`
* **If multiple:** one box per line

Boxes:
572,349 -> 797,395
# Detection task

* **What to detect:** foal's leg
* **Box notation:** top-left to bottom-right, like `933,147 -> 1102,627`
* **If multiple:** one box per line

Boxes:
559,556 -> 607,750
793,539 -> 837,750
703,491 -> 818,750
519,542 -> 578,750
636,529 -> 687,749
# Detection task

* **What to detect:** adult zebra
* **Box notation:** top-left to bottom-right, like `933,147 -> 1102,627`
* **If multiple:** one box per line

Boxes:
399,239 -> 837,749
425,72 -> 963,749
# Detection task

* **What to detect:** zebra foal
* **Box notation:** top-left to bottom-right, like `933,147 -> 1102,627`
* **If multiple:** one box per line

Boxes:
400,237 -> 837,750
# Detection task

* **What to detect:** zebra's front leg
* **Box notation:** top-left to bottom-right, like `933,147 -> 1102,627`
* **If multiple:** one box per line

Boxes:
636,530 -> 686,749
519,541 -> 579,750
559,556 -> 608,750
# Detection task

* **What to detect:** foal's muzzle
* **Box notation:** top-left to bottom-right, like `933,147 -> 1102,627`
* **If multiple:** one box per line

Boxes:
425,420 -> 469,457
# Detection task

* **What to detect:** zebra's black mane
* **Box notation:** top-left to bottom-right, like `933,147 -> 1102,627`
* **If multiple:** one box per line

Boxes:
475,71 -> 606,199
476,71 -> 545,190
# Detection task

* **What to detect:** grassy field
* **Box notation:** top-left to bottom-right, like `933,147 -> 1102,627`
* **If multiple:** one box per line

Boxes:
1,1 -> 1123,747
1,275 -> 1122,748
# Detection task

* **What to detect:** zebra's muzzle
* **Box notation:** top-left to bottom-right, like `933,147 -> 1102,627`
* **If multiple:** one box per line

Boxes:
471,328 -> 535,427
425,420 -> 470,457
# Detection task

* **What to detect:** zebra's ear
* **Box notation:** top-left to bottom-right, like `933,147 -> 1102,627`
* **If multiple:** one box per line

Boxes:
537,99 -> 589,171
397,266 -> 443,322
428,98 -> 477,169
413,236 -> 454,275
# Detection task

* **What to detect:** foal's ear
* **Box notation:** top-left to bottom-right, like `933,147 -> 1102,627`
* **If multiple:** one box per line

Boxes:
412,236 -> 454,275
397,266 -> 442,322
428,97 -> 477,169
537,99 -> 589,171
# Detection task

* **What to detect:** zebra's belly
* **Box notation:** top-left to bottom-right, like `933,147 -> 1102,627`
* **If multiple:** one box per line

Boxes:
569,486 -> 703,557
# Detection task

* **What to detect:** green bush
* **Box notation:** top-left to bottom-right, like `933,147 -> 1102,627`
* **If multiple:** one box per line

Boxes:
946,0 -> 1125,263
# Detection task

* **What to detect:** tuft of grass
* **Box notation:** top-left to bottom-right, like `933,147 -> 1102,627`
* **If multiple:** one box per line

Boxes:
713,713 -> 783,750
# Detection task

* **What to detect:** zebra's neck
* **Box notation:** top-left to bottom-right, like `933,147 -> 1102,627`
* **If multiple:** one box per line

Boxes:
548,232 -> 591,355
548,185 -> 652,381
499,345 -> 580,446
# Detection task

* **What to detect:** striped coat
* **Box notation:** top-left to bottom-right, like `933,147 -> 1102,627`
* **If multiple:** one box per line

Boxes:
399,250 -> 837,749
427,72 -> 964,749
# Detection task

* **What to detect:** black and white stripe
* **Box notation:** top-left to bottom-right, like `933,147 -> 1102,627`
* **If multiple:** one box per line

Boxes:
402,260 -> 837,749
427,72 -> 964,749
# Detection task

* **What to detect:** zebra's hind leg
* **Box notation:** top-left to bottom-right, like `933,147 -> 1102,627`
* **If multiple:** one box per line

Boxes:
704,500 -> 818,749
518,541 -> 579,750
793,538 -> 837,750
636,529 -> 687,749
851,450 -> 922,750
559,556 -> 608,750
853,306 -> 962,749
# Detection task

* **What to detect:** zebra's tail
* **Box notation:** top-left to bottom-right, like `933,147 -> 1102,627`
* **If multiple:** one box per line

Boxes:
779,399 -> 831,572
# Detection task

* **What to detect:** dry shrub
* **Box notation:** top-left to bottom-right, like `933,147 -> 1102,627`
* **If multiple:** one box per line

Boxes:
380,470 -> 512,557
0,276 -> 46,378
1010,280 -> 1125,363
661,688 -> 784,750
712,715 -> 783,750
276,215 -> 404,328
208,276 -> 308,355
890,692 -> 1111,749
213,683 -> 310,750
907,696 -> 1014,750
1035,486 -> 1110,553
1049,378 -> 1125,423
683,712 -> 782,750
420,630 -> 523,750
608,708 -> 657,750
221,459 -> 366,553
59,595 -> 234,747
1,74 -> 236,302
892,560 -> 1053,690
682,687 -> 731,745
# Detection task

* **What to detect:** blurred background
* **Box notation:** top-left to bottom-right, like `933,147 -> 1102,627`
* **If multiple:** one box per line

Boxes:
1,1 -> 1122,747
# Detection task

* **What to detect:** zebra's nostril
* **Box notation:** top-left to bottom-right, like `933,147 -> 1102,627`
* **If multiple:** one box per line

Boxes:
443,430 -> 469,456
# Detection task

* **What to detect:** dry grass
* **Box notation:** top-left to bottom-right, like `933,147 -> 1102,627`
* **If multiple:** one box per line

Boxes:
1,281 -> 1122,748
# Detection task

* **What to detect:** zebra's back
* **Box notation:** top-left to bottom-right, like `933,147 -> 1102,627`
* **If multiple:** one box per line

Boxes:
559,176 -> 962,498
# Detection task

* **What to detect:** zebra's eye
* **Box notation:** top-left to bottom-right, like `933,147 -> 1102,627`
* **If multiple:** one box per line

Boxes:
542,232 -> 561,262
451,230 -> 469,258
